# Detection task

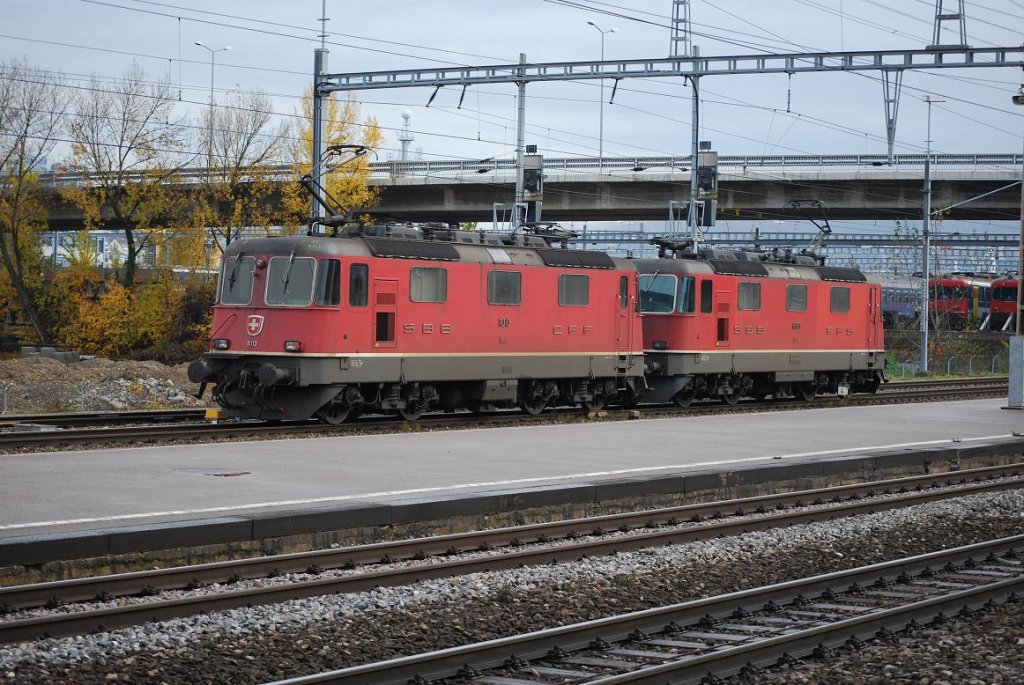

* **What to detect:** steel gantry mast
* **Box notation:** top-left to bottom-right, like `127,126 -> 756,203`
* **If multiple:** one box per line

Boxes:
310,46 -> 1024,233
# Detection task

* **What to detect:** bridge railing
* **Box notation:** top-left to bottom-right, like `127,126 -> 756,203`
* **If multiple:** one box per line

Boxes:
36,153 -> 1024,187
374,153 -> 1024,179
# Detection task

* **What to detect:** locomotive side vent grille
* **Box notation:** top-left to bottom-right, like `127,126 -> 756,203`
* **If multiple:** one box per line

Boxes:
706,259 -> 769,277
817,266 -> 868,283
536,249 -> 616,270
365,238 -> 460,262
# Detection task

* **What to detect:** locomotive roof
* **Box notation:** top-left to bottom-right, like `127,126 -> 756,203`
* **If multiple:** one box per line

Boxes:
221,234 -> 635,271
632,257 -> 873,284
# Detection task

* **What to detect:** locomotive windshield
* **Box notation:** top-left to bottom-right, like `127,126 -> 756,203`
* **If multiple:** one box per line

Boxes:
639,274 -> 695,313
265,256 -> 316,306
930,284 -> 967,300
219,255 -> 255,305
992,286 -> 1017,301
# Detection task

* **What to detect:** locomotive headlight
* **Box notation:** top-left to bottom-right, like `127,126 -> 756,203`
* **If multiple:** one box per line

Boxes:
213,338 -> 230,350
284,340 -> 303,352
652,340 -> 668,350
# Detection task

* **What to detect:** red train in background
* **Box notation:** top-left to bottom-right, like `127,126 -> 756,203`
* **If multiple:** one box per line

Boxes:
928,273 -> 993,330
189,225 -> 886,422
989,275 -> 1019,332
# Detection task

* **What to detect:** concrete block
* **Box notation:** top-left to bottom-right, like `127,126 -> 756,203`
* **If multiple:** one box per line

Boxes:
0,530 -> 110,567
38,347 -> 57,358
106,517 -> 253,555
19,346 -> 38,356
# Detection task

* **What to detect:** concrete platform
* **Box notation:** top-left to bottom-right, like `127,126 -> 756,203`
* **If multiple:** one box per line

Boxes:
1,398 -> 1022,570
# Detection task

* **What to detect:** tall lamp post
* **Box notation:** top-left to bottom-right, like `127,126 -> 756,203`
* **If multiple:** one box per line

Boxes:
194,41 -> 231,179
586,21 -> 616,173
1010,88 -> 1024,408
919,95 -> 944,375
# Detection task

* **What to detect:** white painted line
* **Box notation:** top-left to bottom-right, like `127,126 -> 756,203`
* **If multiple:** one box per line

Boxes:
0,433 -> 1011,533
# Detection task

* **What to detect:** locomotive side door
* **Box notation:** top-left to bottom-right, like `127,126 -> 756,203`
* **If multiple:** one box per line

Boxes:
715,289 -> 732,347
372,279 -> 398,349
867,285 -> 879,349
615,275 -> 633,353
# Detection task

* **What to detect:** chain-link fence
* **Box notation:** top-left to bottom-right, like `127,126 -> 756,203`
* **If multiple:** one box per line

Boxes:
890,354 -> 1009,378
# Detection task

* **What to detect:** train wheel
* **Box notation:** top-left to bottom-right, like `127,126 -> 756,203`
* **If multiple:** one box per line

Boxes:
797,382 -> 817,403
317,403 -> 353,425
673,386 -> 696,408
519,396 -> 547,416
396,401 -> 426,421
721,387 -> 742,406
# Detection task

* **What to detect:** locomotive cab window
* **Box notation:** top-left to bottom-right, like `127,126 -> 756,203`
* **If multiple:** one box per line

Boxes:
349,263 -> 368,307
265,256 -> 316,306
558,274 -> 589,306
619,276 -> 629,309
314,259 -> 341,306
830,286 -> 851,313
786,284 -> 808,312
676,276 -> 696,313
738,282 -> 761,311
700,279 -> 713,314
488,270 -> 521,305
219,255 -> 256,305
638,274 -> 675,313
410,267 -> 447,303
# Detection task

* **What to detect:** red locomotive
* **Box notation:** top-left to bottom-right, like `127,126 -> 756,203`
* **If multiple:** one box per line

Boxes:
188,225 -> 646,422
189,226 -> 886,421
928,274 -> 993,329
635,243 -> 884,406
989,275 -> 1019,332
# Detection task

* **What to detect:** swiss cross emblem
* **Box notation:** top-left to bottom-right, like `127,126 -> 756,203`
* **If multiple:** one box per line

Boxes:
246,315 -> 265,336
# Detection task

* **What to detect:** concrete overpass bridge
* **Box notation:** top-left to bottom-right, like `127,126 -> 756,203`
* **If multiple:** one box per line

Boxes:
369,153 -> 1024,223
39,152 -> 1024,229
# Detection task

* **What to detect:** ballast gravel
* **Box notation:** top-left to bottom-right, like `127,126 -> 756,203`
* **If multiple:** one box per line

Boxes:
1,489 -> 1023,684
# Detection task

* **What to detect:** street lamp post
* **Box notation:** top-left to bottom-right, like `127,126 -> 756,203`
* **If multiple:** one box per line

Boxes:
1009,88 -> 1024,408
586,21 -> 616,173
194,41 -> 231,180
919,95 -> 944,375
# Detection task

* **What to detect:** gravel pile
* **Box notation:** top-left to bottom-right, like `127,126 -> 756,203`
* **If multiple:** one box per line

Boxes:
1,489 -> 1022,684
0,357 -> 205,413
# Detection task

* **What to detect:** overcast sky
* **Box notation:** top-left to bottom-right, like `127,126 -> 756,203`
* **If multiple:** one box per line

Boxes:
3,0 -> 1024,242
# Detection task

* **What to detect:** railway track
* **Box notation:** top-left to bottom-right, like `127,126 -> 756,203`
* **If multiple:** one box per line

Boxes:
1,463 -> 1021,645
0,377 -> 1009,452
273,535 -> 1023,685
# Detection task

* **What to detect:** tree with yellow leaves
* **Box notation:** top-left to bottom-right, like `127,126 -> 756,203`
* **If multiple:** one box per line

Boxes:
61,62 -> 190,289
0,59 -> 65,344
280,89 -> 384,229
190,87 -> 294,259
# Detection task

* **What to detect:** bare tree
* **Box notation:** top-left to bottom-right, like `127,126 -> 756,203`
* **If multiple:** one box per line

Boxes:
0,59 -> 66,344
62,62 -> 190,288
191,87 -> 292,257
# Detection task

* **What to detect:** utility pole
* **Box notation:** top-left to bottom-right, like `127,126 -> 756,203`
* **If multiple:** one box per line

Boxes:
1009,87 -> 1024,408
311,0 -> 329,226
193,41 -> 231,182
586,21 -> 616,172
919,95 -> 944,375
514,53 -> 527,224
